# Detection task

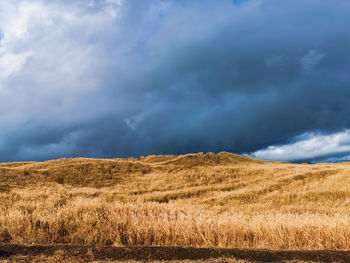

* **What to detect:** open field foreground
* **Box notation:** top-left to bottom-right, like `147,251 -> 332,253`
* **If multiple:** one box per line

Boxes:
0,152 -> 350,262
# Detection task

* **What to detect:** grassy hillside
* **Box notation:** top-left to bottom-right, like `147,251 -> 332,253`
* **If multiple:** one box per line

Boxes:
0,152 -> 349,250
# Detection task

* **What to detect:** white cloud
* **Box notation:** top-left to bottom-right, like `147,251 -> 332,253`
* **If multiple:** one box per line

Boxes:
252,130 -> 350,162
0,2 -> 43,45
0,52 -> 32,81
104,0 -> 124,18
0,0 -> 123,128
0,1 -> 44,85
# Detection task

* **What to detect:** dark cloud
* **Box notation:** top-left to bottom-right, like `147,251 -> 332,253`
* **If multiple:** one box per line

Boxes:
1,0 -> 350,161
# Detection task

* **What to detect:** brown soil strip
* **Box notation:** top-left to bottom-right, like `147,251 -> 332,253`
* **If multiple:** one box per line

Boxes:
0,245 -> 349,262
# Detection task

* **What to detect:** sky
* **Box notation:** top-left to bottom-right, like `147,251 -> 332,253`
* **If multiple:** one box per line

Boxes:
0,0 -> 350,163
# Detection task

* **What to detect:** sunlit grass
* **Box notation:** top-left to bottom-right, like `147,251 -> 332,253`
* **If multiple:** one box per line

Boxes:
0,152 -> 349,249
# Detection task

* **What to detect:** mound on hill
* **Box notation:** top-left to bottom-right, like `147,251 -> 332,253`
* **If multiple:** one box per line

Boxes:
139,154 -> 178,163
159,152 -> 263,166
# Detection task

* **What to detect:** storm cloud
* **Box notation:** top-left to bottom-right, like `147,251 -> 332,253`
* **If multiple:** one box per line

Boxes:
1,0 -> 350,162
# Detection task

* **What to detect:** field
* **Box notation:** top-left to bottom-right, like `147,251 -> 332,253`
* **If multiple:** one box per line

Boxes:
0,152 -> 350,262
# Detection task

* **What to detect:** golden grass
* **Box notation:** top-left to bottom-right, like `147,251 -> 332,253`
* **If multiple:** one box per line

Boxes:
0,152 -> 350,250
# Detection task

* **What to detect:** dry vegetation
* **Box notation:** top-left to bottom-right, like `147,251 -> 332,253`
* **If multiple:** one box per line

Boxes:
0,255 -> 317,263
0,152 -> 350,253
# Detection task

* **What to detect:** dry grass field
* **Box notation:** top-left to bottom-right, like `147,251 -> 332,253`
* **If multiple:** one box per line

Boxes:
0,152 -> 350,262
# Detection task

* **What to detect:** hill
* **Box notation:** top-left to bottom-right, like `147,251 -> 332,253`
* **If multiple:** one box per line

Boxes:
0,152 -> 349,252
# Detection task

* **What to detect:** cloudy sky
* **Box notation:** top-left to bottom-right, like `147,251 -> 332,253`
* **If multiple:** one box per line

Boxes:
1,0 -> 350,162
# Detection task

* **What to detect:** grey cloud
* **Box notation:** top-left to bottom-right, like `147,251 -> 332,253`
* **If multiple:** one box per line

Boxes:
1,0 -> 350,162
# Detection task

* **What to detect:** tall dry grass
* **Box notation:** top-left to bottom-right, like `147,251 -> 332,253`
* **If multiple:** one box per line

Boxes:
0,152 -> 350,250
1,201 -> 350,249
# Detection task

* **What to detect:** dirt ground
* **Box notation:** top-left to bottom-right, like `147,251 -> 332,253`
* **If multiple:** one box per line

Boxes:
0,245 -> 349,263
